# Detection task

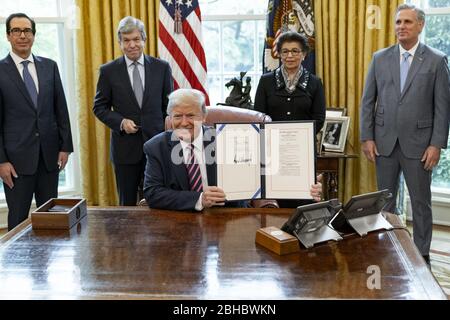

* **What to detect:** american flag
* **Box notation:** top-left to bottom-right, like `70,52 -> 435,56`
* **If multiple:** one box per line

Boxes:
159,0 -> 210,105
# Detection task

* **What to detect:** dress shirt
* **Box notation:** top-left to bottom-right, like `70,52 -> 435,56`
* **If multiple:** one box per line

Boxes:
179,129 -> 209,211
399,41 -> 420,66
120,54 -> 145,131
124,54 -> 145,89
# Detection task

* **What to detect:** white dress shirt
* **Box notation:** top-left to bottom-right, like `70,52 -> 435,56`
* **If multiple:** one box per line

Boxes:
124,54 -> 145,89
10,51 -> 39,93
399,41 -> 420,66
179,129 -> 209,211
120,54 -> 145,131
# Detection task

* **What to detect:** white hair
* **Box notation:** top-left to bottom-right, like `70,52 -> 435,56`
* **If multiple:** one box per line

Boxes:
117,16 -> 147,42
167,89 -> 207,115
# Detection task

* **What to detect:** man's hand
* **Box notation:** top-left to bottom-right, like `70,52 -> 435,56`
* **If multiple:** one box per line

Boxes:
311,174 -> 323,202
0,162 -> 18,189
202,186 -> 226,208
122,119 -> 139,134
361,140 -> 379,162
421,146 -> 441,171
58,152 -> 70,171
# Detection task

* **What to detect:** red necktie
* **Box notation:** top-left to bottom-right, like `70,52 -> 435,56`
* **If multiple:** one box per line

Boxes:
186,144 -> 203,192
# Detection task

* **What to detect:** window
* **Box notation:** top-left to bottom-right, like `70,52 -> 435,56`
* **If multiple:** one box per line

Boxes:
410,0 -> 450,192
200,0 -> 267,106
0,0 -> 80,199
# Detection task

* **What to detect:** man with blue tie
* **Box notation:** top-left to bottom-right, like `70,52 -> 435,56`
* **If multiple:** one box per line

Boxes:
360,4 -> 450,264
0,13 -> 73,230
93,16 -> 173,206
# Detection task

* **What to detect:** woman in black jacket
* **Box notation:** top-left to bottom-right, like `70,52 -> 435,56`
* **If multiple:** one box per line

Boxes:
255,31 -> 326,208
254,31 -> 325,134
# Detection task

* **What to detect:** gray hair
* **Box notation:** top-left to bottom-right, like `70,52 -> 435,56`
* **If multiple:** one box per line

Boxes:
117,16 -> 147,42
396,4 -> 426,23
167,89 -> 207,116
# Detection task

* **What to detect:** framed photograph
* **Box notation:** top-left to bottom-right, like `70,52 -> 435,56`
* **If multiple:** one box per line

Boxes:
321,116 -> 350,153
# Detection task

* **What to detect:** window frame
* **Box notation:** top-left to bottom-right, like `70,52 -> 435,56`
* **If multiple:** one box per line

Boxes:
202,14 -> 266,106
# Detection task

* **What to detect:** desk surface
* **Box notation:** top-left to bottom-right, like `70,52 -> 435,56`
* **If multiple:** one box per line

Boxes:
0,207 -> 446,300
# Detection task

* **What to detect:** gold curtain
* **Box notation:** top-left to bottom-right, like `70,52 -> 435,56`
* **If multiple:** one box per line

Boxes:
76,0 -> 159,205
315,0 -> 403,202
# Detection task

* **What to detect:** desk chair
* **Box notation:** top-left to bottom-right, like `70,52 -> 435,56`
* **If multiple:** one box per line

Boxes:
139,105 -> 278,208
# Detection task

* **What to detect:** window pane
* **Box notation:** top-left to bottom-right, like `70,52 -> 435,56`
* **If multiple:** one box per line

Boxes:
0,0 -> 59,17
424,14 -> 450,189
257,20 -> 266,74
200,0 -> 266,15
426,0 -> 450,8
203,21 -> 220,73
223,21 -> 256,73
207,75 -> 222,107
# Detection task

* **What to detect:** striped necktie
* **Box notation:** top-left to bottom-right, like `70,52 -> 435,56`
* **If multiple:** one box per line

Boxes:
186,144 -> 203,192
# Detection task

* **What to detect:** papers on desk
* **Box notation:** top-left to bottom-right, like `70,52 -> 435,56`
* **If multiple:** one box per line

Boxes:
216,122 -> 316,201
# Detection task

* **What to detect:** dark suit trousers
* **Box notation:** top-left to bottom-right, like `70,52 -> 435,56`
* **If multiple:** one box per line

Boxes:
375,141 -> 432,256
114,156 -> 145,206
5,149 -> 59,231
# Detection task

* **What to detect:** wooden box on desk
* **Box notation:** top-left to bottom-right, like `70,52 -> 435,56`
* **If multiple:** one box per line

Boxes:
255,226 -> 300,255
31,198 -> 87,230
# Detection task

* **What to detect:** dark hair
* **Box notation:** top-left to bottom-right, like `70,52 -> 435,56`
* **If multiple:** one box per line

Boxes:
6,13 -> 36,35
396,4 -> 425,23
276,31 -> 309,54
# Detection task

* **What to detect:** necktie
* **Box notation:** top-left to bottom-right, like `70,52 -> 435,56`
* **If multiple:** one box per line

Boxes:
21,61 -> 38,107
132,61 -> 144,107
400,52 -> 411,92
186,144 -> 203,192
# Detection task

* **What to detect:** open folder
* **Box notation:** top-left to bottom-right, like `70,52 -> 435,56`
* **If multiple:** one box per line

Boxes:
215,121 -> 316,201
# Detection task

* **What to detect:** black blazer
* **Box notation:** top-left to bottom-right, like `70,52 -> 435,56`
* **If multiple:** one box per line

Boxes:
254,67 -> 326,133
93,55 -> 173,165
143,126 -> 217,211
0,54 -> 73,175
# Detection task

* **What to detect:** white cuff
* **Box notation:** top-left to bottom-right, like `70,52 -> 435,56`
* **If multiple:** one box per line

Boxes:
195,192 -> 204,211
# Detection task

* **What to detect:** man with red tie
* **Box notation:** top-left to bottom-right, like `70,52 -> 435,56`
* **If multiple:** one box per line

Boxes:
143,89 -> 322,211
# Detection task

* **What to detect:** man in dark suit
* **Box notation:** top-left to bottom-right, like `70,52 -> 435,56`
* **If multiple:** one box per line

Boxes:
360,4 -> 450,264
143,89 -> 323,211
0,13 -> 73,230
93,16 -> 173,205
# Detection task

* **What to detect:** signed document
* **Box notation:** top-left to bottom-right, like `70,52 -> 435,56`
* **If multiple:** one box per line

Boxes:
216,121 -> 316,201
264,122 -> 315,199
216,123 -> 261,201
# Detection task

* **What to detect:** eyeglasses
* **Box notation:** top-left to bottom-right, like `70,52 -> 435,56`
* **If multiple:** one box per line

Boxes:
9,28 -> 34,38
280,48 -> 303,57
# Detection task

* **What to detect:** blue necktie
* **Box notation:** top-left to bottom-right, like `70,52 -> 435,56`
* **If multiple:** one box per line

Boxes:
400,52 -> 411,93
21,60 -> 38,107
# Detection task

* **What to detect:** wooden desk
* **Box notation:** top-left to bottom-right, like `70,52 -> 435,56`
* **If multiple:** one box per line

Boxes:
317,152 -> 358,200
0,207 -> 445,299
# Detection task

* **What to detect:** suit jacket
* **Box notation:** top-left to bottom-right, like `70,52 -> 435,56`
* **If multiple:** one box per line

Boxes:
143,126 -> 217,211
93,55 -> 173,165
0,54 -> 73,175
254,67 -> 326,133
360,43 -> 450,158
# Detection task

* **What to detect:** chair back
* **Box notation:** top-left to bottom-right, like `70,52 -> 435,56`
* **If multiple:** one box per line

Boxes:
165,105 -> 271,130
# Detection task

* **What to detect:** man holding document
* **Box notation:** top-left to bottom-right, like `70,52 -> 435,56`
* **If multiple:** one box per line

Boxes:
143,89 -> 322,211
